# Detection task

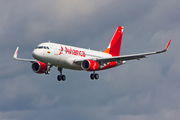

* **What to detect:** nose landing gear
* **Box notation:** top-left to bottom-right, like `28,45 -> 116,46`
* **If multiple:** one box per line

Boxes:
45,63 -> 51,75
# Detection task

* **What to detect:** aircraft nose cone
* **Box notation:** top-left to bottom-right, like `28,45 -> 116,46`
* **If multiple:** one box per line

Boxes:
32,49 -> 38,59
32,49 -> 46,61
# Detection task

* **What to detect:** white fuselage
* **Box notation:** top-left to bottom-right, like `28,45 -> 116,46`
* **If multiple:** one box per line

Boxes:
32,42 -> 112,70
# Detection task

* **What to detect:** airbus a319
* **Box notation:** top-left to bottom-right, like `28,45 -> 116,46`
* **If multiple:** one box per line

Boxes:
13,26 -> 171,81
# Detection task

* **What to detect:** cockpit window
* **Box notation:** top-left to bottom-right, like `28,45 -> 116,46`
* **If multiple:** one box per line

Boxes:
44,46 -> 49,49
36,46 -> 49,49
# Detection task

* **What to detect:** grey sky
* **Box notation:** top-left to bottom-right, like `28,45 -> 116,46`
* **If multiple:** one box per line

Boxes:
0,0 -> 180,120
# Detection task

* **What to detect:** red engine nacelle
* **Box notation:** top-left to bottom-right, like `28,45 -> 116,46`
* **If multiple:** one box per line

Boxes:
81,59 -> 99,71
31,61 -> 47,74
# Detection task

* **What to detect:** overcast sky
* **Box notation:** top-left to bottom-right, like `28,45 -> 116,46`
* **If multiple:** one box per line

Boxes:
0,0 -> 180,120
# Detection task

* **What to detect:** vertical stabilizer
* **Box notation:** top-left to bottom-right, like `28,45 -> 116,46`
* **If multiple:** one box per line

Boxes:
104,26 -> 124,56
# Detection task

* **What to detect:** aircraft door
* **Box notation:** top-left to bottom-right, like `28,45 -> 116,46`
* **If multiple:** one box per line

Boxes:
54,47 -> 59,55
54,45 -> 61,55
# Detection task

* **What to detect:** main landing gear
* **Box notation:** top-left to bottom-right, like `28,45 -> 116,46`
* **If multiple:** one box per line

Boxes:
45,64 -> 98,81
90,71 -> 99,80
57,67 -> 66,81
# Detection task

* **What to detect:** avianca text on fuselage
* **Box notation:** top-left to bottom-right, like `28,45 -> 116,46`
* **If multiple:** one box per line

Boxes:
59,46 -> 86,57
13,26 -> 171,81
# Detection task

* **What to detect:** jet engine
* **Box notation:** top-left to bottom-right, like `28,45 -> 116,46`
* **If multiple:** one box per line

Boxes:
81,59 -> 99,71
31,61 -> 47,74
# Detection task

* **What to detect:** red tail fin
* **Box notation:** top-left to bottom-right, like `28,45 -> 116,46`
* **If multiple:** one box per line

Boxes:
104,26 -> 124,56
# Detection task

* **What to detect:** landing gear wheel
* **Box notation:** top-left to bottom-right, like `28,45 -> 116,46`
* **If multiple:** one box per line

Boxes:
90,74 -> 94,80
57,67 -> 66,82
57,75 -> 61,81
61,75 -> 66,81
90,72 -> 99,80
94,73 -> 99,80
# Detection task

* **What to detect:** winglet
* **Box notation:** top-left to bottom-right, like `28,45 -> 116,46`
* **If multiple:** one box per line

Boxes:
165,39 -> 171,50
13,47 -> 37,62
13,47 -> 19,59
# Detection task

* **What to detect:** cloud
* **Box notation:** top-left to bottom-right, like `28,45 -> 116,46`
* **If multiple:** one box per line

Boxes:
0,0 -> 180,120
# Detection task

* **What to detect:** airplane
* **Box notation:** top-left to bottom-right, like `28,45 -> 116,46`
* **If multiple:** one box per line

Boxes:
13,26 -> 171,81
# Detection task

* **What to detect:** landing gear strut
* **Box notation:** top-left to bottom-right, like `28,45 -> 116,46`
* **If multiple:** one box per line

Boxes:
45,63 -> 51,75
57,67 -> 66,81
90,71 -> 99,80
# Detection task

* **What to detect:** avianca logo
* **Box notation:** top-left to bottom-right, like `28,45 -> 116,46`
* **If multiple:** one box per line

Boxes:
59,46 -> 86,57
59,46 -> 63,55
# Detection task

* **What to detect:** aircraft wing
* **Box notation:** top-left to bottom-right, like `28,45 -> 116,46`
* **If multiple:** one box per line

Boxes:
98,40 -> 171,63
13,47 -> 37,63
75,40 -> 171,64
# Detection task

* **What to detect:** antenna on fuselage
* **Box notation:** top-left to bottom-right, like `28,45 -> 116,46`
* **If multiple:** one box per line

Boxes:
48,40 -> 51,43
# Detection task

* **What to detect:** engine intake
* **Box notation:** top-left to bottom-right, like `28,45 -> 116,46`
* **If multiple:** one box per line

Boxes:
81,59 -> 99,71
31,61 -> 47,74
